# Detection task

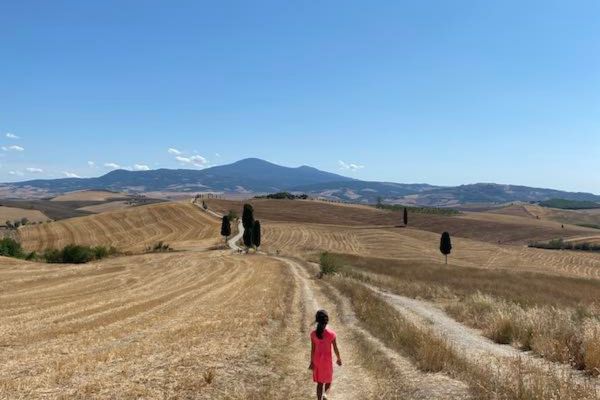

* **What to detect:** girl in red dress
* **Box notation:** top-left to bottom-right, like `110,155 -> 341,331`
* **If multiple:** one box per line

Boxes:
309,310 -> 342,400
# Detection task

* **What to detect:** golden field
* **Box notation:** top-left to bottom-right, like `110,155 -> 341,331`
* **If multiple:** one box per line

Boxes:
1,199 -> 599,399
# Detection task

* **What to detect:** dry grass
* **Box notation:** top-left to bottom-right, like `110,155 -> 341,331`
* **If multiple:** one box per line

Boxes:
332,253 -> 600,376
330,276 -> 457,374
447,293 -> 600,375
0,252 -> 292,399
333,254 -> 600,306
329,274 -> 600,399
17,202 -> 220,253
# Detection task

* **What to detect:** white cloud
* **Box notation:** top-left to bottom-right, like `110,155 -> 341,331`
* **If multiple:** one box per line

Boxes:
87,161 -> 96,167
104,162 -> 121,169
63,171 -> 81,178
9,170 -> 24,176
2,145 -> 24,152
215,152 -> 221,157
6,133 -> 19,139
26,167 -> 44,173
168,148 -> 182,155
338,160 -> 365,171
133,164 -> 150,171
175,155 -> 208,167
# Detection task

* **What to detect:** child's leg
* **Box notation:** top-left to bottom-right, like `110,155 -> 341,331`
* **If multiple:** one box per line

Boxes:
316,383 -> 324,400
324,382 -> 331,394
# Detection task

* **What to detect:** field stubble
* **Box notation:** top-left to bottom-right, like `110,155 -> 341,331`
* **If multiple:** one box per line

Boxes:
0,252 -> 295,399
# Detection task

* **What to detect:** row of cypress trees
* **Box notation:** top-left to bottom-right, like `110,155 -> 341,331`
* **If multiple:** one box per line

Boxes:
220,203 -> 261,249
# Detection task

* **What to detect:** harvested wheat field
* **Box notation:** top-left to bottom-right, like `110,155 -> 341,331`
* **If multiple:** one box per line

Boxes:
3,199 -> 600,399
262,221 -> 600,279
77,200 -> 132,213
0,250 -> 471,400
17,202 -> 220,252
0,252 -> 293,398
206,198 -> 398,226
493,203 -> 600,228
0,205 -> 50,224
208,199 -> 594,244
51,190 -> 128,202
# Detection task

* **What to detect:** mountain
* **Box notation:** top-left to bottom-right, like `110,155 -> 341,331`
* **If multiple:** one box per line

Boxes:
3,158 -> 600,206
402,183 -> 600,207
3,158 -> 354,196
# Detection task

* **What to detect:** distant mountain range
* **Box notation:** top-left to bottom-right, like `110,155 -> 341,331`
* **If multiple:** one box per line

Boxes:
3,158 -> 600,206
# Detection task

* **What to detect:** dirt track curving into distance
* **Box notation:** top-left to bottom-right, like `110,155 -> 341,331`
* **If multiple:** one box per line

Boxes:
369,285 -> 600,393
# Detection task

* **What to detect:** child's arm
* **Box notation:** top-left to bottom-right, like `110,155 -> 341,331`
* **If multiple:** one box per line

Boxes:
332,339 -> 342,366
308,340 -> 315,370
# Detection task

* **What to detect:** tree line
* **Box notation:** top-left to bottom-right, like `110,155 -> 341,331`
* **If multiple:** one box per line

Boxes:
220,203 -> 261,250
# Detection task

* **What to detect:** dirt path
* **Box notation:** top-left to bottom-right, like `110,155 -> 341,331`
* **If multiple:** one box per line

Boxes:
279,257 -> 471,399
370,286 -> 600,392
276,257 -> 377,399
192,201 -> 244,252
228,220 -> 244,251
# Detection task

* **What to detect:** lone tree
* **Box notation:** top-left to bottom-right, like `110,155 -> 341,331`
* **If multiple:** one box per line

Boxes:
220,215 -> 231,242
252,220 -> 261,249
403,207 -> 408,226
440,231 -> 452,264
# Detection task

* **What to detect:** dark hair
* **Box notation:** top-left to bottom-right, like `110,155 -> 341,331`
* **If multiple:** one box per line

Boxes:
315,309 -> 329,339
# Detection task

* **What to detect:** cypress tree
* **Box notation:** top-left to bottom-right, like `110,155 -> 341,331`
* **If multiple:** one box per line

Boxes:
242,204 -> 254,230
252,220 -> 261,249
403,207 -> 408,226
440,231 -> 452,264
243,226 -> 253,247
220,215 -> 231,242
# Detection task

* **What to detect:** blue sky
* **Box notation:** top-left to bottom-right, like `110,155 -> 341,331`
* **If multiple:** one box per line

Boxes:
1,1 -> 599,192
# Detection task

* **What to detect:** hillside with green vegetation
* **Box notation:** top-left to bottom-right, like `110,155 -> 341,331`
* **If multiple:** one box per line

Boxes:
254,192 -> 309,200
539,198 -> 600,210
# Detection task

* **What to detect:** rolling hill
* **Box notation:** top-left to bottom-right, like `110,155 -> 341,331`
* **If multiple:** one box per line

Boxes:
3,158 -> 600,206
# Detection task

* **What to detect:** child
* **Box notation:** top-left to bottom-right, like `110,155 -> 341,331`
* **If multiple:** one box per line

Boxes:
309,309 -> 342,400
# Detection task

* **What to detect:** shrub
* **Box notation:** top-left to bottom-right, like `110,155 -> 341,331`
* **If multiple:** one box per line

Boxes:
529,239 -> 600,252
93,246 -> 109,259
319,252 -> 341,276
43,248 -> 63,263
43,244 -> 116,263
61,244 -> 95,263
146,241 -> 172,252
0,237 -> 25,258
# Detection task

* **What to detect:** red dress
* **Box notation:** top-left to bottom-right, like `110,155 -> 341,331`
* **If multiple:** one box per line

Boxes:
310,328 -> 336,383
